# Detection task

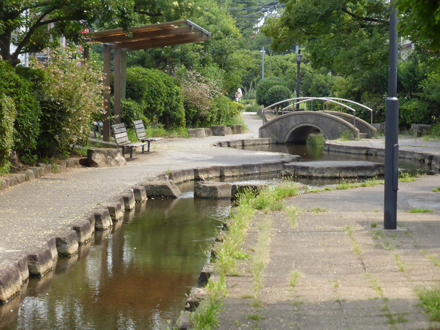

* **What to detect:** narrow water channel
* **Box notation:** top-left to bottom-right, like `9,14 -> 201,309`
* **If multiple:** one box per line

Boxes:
0,182 -> 228,330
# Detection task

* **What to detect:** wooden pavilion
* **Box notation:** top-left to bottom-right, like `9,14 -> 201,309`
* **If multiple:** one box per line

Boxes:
88,20 -> 211,141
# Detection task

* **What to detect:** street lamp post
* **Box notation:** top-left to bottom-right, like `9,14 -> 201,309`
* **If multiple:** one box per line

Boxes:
384,3 -> 399,229
296,49 -> 303,110
260,47 -> 265,79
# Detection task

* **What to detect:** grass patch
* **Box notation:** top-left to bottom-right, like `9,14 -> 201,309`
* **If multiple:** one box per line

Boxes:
339,130 -> 355,141
344,225 -> 362,254
399,172 -> 416,182
289,271 -> 303,289
324,187 -> 332,191
393,253 -> 409,274
246,313 -> 265,321
382,301 -> 408,325
251,216 -> 272,296
285,205 -> 299,228
432,187 -> 440,192
416,285 -> 440,321
370,221 -> 378,228
370,229 -> 385,240
408,208 -> 433,213
335,178 -> 382,190
365,273 -> 383,297
380,242 -> 395,250
310,207 -> 328,214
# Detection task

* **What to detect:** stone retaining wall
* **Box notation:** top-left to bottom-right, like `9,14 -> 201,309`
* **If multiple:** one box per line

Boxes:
323,142 -> 439,171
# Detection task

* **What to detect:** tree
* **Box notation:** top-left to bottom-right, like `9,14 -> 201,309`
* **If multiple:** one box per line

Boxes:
395,0 -> 440,51
0,0 -> 194,67
261,0 -> 390,77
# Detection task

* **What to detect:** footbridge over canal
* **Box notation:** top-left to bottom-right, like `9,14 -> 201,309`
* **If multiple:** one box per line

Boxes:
259,110 -> 377,144
259,97 -> 377,143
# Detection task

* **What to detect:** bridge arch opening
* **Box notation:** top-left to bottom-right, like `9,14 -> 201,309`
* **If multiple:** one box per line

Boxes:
284,124 -> 328,144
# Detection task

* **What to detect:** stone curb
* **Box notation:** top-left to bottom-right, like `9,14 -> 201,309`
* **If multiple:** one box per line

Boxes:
214,137 -> 276,148
0,158 -> 85,193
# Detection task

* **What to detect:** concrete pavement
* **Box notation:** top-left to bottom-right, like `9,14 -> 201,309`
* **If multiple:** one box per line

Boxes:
216,135 -> 440,330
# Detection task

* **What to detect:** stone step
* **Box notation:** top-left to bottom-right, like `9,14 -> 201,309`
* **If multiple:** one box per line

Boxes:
359,132 -> 367,139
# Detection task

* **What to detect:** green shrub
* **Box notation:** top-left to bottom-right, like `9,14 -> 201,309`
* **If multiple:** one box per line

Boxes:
214,95 -> 242,125
265,85 -> 291,109
0,60 -> 41,155
125,67 -> 185,128
256,78 -> 287,107
0,95 -> 16,170
119,98 -> 142,128
37,98 -> 69,156
399,98 -> 434,127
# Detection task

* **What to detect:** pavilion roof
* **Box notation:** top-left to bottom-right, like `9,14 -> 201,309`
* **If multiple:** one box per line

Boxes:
90,20 -> 211,51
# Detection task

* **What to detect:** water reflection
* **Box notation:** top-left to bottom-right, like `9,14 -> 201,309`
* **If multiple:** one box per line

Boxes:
1,197 -> 223,330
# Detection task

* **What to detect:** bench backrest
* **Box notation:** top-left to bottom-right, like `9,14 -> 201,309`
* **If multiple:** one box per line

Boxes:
112,123 -> 130,145
133,120 -> 147,139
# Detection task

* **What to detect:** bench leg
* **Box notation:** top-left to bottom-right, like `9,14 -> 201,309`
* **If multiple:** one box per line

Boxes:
121,146 -> 125,158
148,141 -> 151,152
142,145 -> 144,154
130,147 -> 133,158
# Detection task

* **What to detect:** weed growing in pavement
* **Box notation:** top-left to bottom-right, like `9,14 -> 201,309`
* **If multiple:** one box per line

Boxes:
289,271 -> 303,289
285,205 -> 299,228
408,208 -> 433,213
382,300 -> 408,325
335,178 -> 382,190
392,253 -> 409,274
399,172 -> 416,182
432,187 -> 440,192
311,207 -> 328,214
416,285 -> 440,321
365,273 -> 383,296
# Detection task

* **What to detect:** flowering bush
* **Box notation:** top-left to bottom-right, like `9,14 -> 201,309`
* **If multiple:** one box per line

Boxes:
31,46 -> 108,156
177,70 -> 222,127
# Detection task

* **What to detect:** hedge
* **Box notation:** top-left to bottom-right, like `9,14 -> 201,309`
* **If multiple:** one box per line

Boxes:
256,77 -> 287,107
0,61 -> 41,155
0,95 -> 16,169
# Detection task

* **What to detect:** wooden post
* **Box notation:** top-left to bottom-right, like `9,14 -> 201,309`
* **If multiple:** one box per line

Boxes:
103,44 -> 111,141
114,48 -> 121,124
121,51 -> 127,99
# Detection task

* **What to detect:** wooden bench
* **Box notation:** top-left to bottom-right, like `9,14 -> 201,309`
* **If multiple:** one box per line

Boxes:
111,123 -> 148,158
133,120 -> 163,152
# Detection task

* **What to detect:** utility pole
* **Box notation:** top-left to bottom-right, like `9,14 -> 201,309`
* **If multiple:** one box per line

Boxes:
384,3 -> 399,229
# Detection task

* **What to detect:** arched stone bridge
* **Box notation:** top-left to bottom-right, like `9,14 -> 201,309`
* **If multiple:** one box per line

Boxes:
259,111 -> 377,144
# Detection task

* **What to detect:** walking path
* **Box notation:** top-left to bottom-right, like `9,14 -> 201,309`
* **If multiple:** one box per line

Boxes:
217,135 -> 440,330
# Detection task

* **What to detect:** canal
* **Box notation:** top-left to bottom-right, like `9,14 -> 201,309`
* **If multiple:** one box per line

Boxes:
0,137 -> 432,329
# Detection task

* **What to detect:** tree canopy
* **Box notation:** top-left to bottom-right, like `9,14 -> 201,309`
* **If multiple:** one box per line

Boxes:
395,0 -> 440,51
261,0 -> 390,77
0,0 -> 194,66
